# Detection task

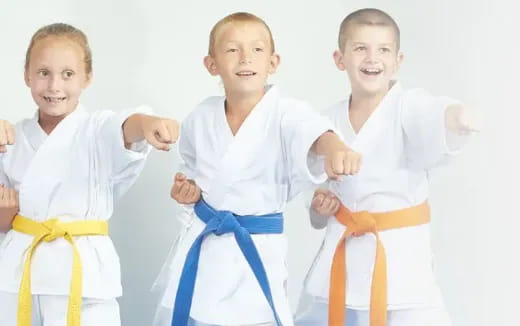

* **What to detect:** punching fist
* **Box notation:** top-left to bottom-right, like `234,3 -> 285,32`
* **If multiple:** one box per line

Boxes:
324,148 -> 361,181
140,116 -> 180,151
123,114 -> 180,151
445,104 -> 479,135
312,131 -> 362,181
0,120 -> 15,153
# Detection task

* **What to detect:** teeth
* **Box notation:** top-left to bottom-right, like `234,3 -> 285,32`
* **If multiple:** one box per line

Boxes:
236,71 -> 256,76
361,68 -> 382,74
43,96 -> 66,103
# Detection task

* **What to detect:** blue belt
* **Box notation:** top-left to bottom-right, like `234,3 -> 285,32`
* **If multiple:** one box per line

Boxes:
171,199 -> 284,325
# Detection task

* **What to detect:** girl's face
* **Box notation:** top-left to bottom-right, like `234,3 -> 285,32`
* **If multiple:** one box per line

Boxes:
25,36 -> 91,120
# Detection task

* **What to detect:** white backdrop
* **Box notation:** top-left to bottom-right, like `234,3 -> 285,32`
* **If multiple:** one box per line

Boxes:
0,1 -> 518,325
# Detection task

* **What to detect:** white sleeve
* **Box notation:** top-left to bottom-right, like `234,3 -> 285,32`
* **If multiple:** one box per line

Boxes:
172,114 -> 198,223
177,115 -> 196,180
401,89 -> 469,170
94,107 -> 152,199
281,102 -> 334,199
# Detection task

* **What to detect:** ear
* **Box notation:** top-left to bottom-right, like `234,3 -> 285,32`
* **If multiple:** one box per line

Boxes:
333,50 -> 346,71
203,55 -> 219,76
84,72 -> 93,89
268,53 -> 281,74
394,51 -> 404,75
396,51 -> 404,67
24,69 -> 31,87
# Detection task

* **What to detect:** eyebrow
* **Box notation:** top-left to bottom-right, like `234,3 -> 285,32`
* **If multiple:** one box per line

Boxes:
35,66 -> 75,72
223,39 -> 267,45
350,42 -> 394,47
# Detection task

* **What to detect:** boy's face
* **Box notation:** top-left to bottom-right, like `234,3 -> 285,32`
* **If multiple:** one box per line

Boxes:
25,36 -> 91,119
334,24 -> 403,97
204,22 -> 280,98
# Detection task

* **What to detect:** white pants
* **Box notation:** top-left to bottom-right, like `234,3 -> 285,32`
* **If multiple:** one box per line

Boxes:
0,291 -> 121,326
153,307 -> 274,326
294,302 -> 452,326
189,320 -> 274,326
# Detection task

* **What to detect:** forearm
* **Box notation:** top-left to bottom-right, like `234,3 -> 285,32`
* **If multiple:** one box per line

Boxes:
311,131 -> 347,156
122,113 -> 148,145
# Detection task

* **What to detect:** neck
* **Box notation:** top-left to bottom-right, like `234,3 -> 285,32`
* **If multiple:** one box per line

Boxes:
38,110 -> 69,134
349,93 -> 385,113
349,82 -> 394,112
224,88 -> 265,118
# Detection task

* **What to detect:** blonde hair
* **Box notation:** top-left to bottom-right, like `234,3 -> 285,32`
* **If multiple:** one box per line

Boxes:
208,12 -> 275,56
338,8 -> 400,51
25,23 -> 92,74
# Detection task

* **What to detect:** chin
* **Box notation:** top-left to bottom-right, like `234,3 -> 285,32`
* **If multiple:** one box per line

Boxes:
357,82 -> 389,95
39,105 -> 71,117
234,84 -> 265,96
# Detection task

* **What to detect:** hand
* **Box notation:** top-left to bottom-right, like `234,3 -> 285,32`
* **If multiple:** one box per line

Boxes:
325,147 -> 361,181
141,116 -> 180,151
0,185 -> 19,232
0,120 -> 15,153
311,188 -> 341,217
445,104 -> 479,135
170,173 -> 201,204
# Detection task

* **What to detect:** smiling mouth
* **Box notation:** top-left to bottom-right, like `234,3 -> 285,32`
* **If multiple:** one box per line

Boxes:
360,68 -> 383,76
43,96 -> 66,104
236,71 -> 257,77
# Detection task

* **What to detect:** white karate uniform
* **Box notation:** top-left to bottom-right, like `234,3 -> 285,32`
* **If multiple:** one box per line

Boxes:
296,83 -> 468,326
153,85 -> 333,326
0,292 -> 121,326
0,105 -> 151,326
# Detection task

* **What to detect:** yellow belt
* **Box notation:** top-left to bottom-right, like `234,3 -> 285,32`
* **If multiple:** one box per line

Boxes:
328,201 -> 430,326
12,215 -> 109,326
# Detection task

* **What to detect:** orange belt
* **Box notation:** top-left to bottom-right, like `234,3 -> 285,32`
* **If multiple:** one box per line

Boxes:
328,201 -> 430,326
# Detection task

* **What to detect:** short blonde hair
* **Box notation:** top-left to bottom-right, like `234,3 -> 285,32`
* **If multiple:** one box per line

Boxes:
338,8 -> 400,51
25,23 -> 92,74
208,12 -> 275,56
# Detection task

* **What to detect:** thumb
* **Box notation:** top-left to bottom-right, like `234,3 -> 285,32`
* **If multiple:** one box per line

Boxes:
146,132 -> 170,151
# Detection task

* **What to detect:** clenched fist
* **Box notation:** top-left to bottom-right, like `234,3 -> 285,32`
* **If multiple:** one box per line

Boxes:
0,185 -> 19,232
312,131 -> 362,181
324,148 -> 361,181
311,188 -> 341,217
141,116 -> 180,151
445,104 -> 479,135
123,114 -> 180,151
170,173 -> 201,205
0,120 -> 15,153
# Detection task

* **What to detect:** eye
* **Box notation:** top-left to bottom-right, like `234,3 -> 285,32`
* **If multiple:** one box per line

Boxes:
254,47 -> 264,52
37,70 -> 49,77
63,70 -> 75,79
226,48 -> 238,53
354,46 -> 367,52
380,47 -> 391,53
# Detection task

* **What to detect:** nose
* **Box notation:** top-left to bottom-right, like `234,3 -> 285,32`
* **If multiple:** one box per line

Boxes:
239,51 -> 252,64
47,75 -> 62,92
364,48 -> 378,63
